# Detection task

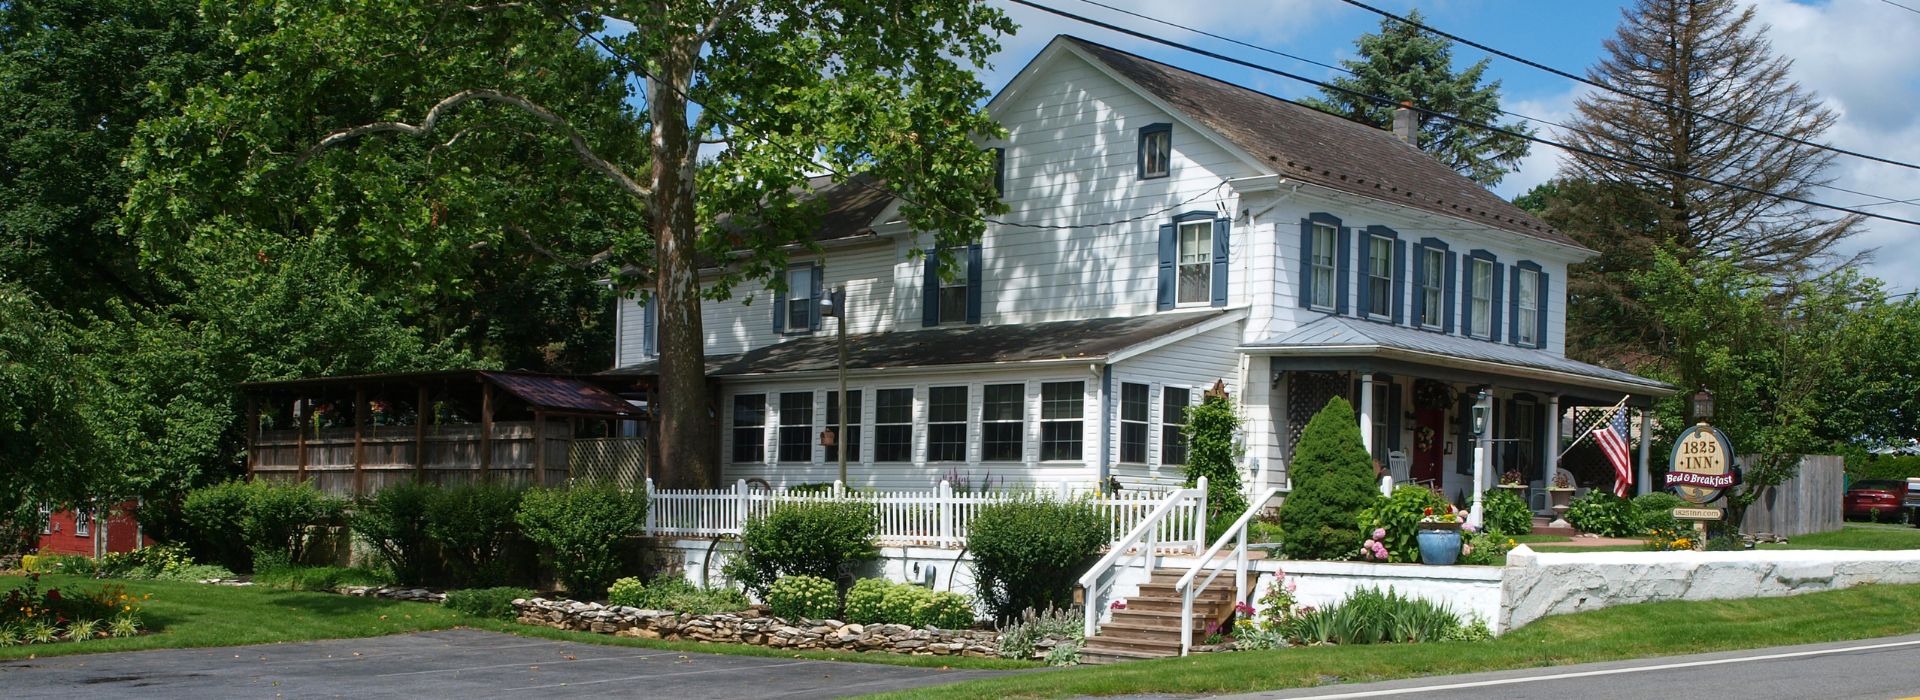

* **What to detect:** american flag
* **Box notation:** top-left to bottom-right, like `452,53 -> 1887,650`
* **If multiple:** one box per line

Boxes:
1596,409 -> 1634,497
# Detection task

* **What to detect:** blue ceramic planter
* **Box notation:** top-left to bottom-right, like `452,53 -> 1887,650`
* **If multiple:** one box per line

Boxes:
1417,528 -> 1462,565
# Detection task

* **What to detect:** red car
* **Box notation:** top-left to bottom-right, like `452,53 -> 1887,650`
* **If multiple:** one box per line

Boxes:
1844,480 -> 1910,523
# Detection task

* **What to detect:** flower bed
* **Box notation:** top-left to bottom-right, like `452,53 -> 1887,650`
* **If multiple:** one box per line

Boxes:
513,597 -> 1003,657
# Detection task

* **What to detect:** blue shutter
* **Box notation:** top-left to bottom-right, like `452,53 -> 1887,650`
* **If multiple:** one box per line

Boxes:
1536,270 -> 1551,349
1392,239 -> 1407,325
810,263 -> 824,331
1491,262 -> 1505,342
965,243 -> 982,324
1355,230 -> 1371,318
1297,218 -> 1314,308
1334,226 -> 1351,315
922,248 -> 939,326
1508,265 -> 1522,345
642,298 -> 657,356
1210,217 -> 1229,307
1157,222 -> 1176,310
1442,252 -> 1457,334
1410,243 -> 1427,326
773,271 -> 788,334
1458,257 -> 1472,336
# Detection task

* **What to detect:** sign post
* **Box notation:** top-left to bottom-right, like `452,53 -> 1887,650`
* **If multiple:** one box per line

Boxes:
1665,421 -> 1738,550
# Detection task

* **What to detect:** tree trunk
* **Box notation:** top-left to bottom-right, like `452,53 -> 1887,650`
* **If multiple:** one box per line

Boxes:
649,41 -> 718,488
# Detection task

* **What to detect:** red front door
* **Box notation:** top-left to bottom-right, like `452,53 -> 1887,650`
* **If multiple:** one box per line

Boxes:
1412,408 -> 1446,485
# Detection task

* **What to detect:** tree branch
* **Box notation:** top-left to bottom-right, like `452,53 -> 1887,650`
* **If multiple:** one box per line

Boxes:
301,88 -> 651,199
505,224 -> 619,270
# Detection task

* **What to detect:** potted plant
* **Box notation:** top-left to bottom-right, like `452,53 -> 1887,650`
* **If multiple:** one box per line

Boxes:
1548,472 -> 1576,527
1497,470 -> 1528,504
1415,505 -> 1464,565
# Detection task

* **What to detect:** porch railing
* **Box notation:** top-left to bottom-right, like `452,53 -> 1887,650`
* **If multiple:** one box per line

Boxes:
643,479 -> 1190,548
1175,486 -> 1285,655
1077,477 -> 1209,638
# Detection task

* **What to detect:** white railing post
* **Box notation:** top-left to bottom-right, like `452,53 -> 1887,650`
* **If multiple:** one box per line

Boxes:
1194,475 -> 1209,554
734,479 -> 749,534
1235,525 -> 1248,607
938,480 -> 954,547
1180,585 -> 1194,655
833,479 -> 845,499
644,477 -> 657,537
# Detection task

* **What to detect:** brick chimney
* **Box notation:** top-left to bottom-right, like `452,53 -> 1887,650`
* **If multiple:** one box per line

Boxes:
1392,101 -> 1418,146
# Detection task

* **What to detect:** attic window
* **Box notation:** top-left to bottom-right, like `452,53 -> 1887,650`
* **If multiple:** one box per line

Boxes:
1138,123 -> 1171,179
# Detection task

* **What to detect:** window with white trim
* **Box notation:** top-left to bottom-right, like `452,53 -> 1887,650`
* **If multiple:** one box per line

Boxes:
1120,383 -> 1149,464
1367,234 -> 1393,318
939,255 -> 969,324
1139,124 -> 1170,179
874,389 -> 913,462
927,386 -> 967,462
783,266 -> 814,332
1470,258 -> 1494,339
1040,381 -> 1084,461
74,507 -> 91,537
824,390 -> 862,463
981,384 -> 1024,462
1162,388 -> 1191,465
777,392 -> 813,463
731,394 -> 766,463
39,504 -> 51,535
1420,247 -> 1444,329
1516,268 -> 1540,346
1310,223 -> 1337,311
1176,220 -> 1212,305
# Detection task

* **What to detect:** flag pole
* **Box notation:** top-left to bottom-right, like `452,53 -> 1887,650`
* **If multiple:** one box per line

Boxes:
1554,395 -> 1631,463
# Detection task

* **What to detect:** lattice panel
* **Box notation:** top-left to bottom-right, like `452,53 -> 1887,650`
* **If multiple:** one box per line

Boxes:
569,437 -> 649,492
1285,371 -> 1349,455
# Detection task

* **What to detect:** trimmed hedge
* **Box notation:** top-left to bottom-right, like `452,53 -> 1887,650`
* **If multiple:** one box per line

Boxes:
841,577 -> 975,629
967,495 -> 1106,622
516,483 -> 649,598
724,500 -> 877,596
425,482 -> 524,587
767,575 -> 839,620
181,480 -> 343,573
1275,398 -> 1381,560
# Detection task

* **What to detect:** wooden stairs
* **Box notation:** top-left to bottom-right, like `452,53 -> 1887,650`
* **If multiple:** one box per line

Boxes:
1079,568 -> 1239,665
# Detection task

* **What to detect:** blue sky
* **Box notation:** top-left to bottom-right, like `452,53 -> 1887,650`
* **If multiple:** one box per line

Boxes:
976,0 -> 1920,293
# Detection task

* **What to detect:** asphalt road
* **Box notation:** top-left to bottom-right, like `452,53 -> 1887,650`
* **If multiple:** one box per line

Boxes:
0,628 -> 1016,699
1220,634 -> 1920,700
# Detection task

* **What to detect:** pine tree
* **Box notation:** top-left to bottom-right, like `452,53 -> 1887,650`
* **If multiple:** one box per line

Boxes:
1559,0 -> 1862,280
1303,9 -> 1533,186
1275,397 -> 1380,561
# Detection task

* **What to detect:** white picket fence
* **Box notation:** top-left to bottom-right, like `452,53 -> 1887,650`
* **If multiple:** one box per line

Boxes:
644,478 -> 1204,550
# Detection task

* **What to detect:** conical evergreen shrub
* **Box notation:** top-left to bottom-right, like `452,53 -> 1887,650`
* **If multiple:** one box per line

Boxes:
1276,397 -> 1381,560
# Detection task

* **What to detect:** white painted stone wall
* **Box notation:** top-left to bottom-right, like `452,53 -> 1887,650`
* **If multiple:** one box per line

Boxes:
1226,558 -> 1506,632
1501,546 -> 1920,631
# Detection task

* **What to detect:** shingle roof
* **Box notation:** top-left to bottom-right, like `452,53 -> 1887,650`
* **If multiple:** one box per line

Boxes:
1245,316 -> 1672,393
1063,37 -> 1583,250
607,310 -> 1233,378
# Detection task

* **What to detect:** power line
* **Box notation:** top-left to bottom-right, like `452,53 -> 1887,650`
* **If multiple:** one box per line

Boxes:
1073,0 -> 1919,211
1335,0 -> 1920,174
1879,0 -> 1920,17
1005,0 -> 1920,228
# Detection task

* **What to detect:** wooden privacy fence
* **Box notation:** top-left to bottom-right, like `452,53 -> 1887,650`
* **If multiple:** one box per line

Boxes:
568,438 -> 650,491
1740,454 -> 1843,537
251,421 -> 572,495
644,479 -> 1212,550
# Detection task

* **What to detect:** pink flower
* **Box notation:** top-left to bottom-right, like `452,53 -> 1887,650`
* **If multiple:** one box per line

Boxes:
1285,580 -> 1297,592
1462,543 -> 1475,555
1110,600 -> 1127,610
1463,522 -> 1478,534
1372,528 -> 1387,540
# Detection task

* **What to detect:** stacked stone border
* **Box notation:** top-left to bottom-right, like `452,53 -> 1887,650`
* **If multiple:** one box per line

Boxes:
513,597 -> 1012,658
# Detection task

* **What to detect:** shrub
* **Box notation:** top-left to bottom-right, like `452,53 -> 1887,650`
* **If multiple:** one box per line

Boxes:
1458,531 -> 1514,566
1184,392 -> 1247,542
251,564 -> 392,591
724,500 -> 876,596
515,483 -> 649,598
604,575 -> 748,614
607,577 -> 647,607
96,543 -> 194,580
349,482 -> 439,585
1632,492 -> 1686,535
156,563 -> 235,582
1565,490 -> 1638,537
1480,488 -> 1533,536
767,575 -> 839,620
178,481 -> 254,571
879,583 -> 930,625
181,480 -> 342,572
1276,398 -> 1381,560
1287,587 -> 1461,645
843,577 -> 891,624
25,554 -> 96,576
425,482 -> 524,587
1358,486 -> 1447,564
920,591 -> 977,629
967,496 -> 1106,622
996,606 -> 1082,660
1846,453 -> 1920,482
443,586 -> 535,620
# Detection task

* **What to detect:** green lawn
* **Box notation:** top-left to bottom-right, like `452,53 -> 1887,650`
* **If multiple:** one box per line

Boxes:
0,575 -> 1030,670
865,583 -> 1920,699
1759,523 -> 1920,550
1509,534 -> 1571,544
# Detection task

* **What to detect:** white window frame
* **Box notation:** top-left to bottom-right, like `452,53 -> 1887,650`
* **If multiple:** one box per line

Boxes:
824,389 -> 862,464
1141,128 -> 1171,179
39,503 -> 52,535
1420,247 -> 1444,330
730,394 -> 767,463
1176,220 -> 1213,306
873,388 -> 915,463
1039,381 -> 1085,462
926,385 -> 968,463
1161,386 -> 1192,466
74,506 -> 91,538
1310,223 -> 1337,312
1470,258 -> 1494,339
980,383 -> 1025,462
1119,382 -> 1149,465
1367,234 -> 1394,319
776,391 -> 815,463
1516,268 -> 1540,346
938,254 -> 969,325
784,266 -> 814,332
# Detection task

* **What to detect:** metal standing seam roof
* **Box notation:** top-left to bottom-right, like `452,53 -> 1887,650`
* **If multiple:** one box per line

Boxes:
477,371 -> 641,415
1244,316 -> 1674,393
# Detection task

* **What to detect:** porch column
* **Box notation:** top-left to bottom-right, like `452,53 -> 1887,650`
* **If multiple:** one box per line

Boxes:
1544,394 -> 1561,498
1358,373 -> 1376,456
1468,388 -> 1492,529
1637,407 -> 1653,496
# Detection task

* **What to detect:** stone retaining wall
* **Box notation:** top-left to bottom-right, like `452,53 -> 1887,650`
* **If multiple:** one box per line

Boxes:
512,597 -> 1003,657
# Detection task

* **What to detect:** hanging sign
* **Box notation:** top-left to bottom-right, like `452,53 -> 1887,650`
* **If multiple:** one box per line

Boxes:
1666,424 -> 1737,505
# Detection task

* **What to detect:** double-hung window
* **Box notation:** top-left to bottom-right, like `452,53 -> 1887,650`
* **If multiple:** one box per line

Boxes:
731,395 -> 767,463
783,266 -> 814,332
1420,247 -> 1445,329
1120,383 -> 1149,464
1162,388 -> 1190,465
39,504 -> 51,535
926,386 -> 968,462
939,255 -> 969,324
74,507 -> 91,537
1469,259 -> 1494,339
874,389 -> 913,462
1367,234 -> 1394,319
1177,219 -> 1213,305
1310,223 -> 1337,311
824,390 -> 862,463
777,392 -> 814,463
1139,124 -> 1170,179
981,384 -> 1024,462
1515,268 -> 1540,347
1040,381 -> 1084,461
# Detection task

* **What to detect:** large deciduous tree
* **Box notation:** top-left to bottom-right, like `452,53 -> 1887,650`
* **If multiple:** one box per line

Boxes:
1303,9 -> 1533,186
292,2 -> 1012,487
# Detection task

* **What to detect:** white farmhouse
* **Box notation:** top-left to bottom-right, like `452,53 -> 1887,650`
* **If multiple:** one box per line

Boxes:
607,36 -> 1674,506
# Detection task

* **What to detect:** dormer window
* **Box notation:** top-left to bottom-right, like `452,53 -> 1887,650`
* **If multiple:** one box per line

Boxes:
1138,123 -> 1170,179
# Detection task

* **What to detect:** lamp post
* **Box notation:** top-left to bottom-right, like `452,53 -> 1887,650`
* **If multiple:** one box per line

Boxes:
1468,387 -> 1492,529
820,288 -> 850,485
1691,388 -> 1714,424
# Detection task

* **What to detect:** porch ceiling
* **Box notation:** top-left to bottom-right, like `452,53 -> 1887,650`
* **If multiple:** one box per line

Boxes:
1242,316 -> 1675,399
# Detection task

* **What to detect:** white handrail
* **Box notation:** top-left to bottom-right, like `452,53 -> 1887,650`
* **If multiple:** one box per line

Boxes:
1174,486 -> 1284,655
1077,476 -> 1207,638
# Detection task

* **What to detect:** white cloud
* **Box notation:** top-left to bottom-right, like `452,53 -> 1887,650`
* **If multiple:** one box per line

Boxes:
978,0 -> 1334,92
1494,85 -> 1589,200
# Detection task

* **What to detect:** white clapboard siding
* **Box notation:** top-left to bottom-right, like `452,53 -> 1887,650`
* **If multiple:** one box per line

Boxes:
1107,322 -> 1246,490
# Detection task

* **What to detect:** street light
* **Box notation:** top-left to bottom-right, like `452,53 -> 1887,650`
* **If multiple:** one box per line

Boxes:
1692,388 -> 1714,424
819,288 -> 850,485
